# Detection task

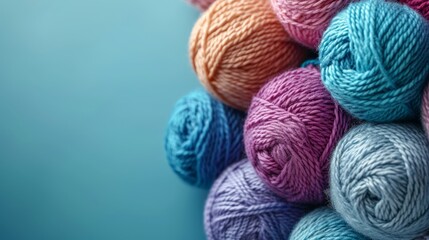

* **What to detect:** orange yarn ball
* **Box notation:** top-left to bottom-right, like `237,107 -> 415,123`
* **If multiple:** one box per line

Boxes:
189,0 -> 308,110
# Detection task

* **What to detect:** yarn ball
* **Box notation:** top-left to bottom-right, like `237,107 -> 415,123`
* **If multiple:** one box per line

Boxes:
189,0 -> 215,11
400,0 -> 429,20
271,0 -> 352,49
290,208 -> 369,240
164,90 -> 245,188
205,159 -> 310,240
416,236 -> 429,240
330,123 -> 429,240
422,83 -> 429,138
244,64 -> 352,204
320,0 -> 429,122
189,0 -> 308,110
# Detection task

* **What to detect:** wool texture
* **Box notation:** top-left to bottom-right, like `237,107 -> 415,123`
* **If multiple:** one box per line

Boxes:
244,64 -> 352,204
330,123 -> 429,240
422,83 -> 429,138
320,0 -> 429,122
189,0 -> 215,11
290,207 -> 369,240
400,0 -> 429,20
189,0 -> 308,110
164,90 -> 244,188
271,0 -> 353,49
205,159 -> 310,240
416,236 -> 429,240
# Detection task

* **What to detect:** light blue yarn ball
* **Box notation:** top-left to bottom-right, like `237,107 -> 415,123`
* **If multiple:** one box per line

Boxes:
320,0 -> 429,122
164,90 -> 245,188
290,207 -> 369,240
330,123 -> 429,240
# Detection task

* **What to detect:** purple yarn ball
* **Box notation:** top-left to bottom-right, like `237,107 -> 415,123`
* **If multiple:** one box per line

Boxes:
205,159 -> 311,240
244,64 -> 352,204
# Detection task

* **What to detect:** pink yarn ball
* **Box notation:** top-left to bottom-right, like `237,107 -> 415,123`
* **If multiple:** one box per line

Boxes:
422,83 -> 429,138
244,64 -> 352,204
271,0 -> 353,49
400,0 -> 429,20
189,0 -> 216,11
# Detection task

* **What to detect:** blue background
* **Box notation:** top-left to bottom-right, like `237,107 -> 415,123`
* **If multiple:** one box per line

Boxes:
0,1 -> 207,239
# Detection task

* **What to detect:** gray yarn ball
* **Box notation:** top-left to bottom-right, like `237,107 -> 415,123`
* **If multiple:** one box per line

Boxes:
330,123 -> 429,240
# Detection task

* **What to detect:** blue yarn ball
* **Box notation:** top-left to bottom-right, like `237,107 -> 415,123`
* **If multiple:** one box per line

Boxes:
320,0 -> 429,122
164,90 -> 245,188
205,159 -> 311,240
290,207 -> 369,240
330,123 -> 429,240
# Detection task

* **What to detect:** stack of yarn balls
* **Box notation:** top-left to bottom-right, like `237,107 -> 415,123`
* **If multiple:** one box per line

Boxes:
165,0 -> 429,239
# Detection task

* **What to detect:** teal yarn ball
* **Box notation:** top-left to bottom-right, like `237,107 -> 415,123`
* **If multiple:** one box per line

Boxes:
330,123 -> 429,240
320,0 -> 429,122
164,90 -> 245,188
290,208 -> 369,240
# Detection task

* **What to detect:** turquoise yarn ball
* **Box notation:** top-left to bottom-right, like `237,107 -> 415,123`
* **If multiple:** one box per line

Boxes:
320,0 -> 429,122
330,123 -> 429,240
290,208 -> 369,240
164,90 -> 245,188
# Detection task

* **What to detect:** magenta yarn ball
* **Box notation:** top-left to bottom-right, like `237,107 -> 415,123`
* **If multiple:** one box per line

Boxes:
189,0 -> 216,11
244,64 -> 352,204
271,0 -> 353,49
400,0 -> 429,20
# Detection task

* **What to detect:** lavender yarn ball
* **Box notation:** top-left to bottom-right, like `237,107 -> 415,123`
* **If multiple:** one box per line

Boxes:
205,160 -> 310,240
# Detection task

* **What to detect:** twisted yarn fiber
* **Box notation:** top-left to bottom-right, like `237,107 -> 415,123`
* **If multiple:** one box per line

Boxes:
320,0 -> 429,122
400,0 -> 429,20
189,0 -> 308,110
189,0 -> 215,11
164,90 -> 244,188
244,64 -> 352,204
290,207 -> 369,240
422,83 -> 429,138
271,0 -> 353,49
330,123 -> 429,240
205,159 -> 310,240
